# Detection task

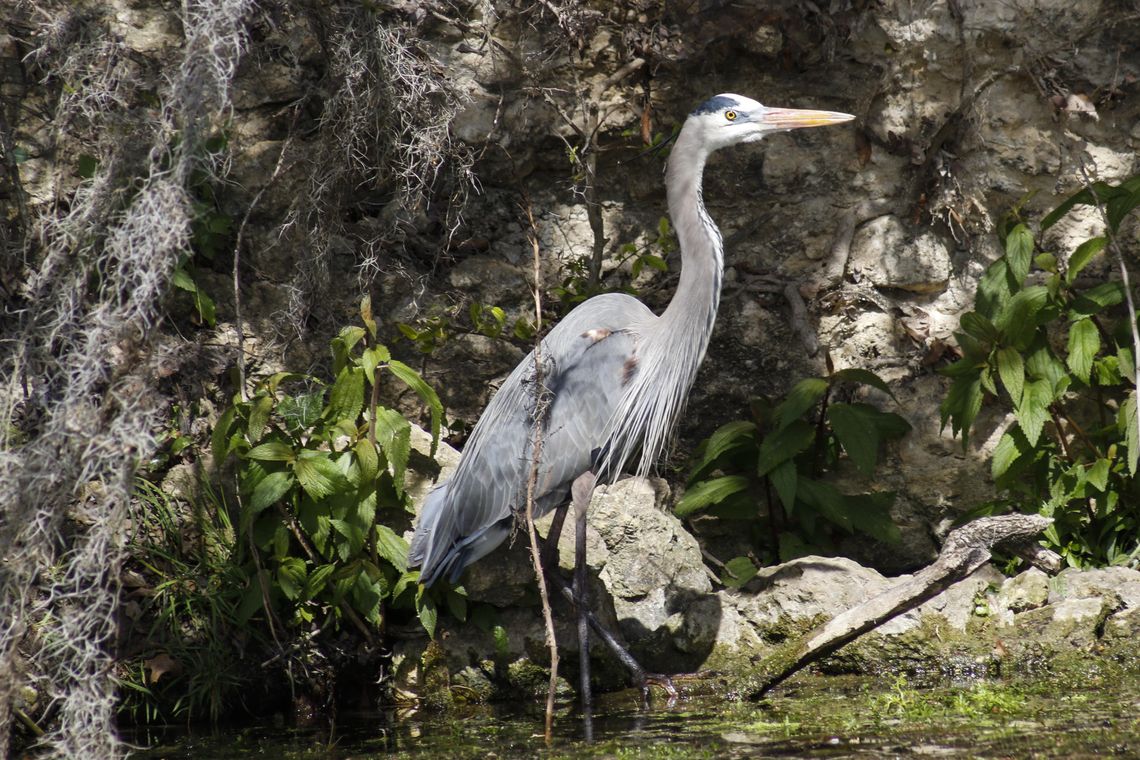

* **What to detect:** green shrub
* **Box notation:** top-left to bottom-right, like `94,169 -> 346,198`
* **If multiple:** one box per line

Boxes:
940,175 -> 1140,567
678,368 -> 909,585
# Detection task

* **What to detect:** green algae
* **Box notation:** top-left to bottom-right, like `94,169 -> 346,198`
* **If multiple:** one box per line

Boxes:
128,670 -> 1140,759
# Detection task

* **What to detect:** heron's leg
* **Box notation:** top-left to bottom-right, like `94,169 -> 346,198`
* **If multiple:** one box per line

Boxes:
570,470 -> 596,709
542,501 -> 569,569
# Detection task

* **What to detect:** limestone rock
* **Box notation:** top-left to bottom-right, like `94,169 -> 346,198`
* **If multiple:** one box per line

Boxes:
848,215 -> 952,293
998,567 -> 1051,614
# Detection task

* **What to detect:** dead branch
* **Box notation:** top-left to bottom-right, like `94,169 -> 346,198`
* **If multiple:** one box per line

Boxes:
520,196 -> 558,740
730,514 -> 1055,700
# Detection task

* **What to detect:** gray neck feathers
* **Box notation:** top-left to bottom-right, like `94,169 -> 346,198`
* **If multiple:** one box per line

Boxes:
599,120 -> 724,478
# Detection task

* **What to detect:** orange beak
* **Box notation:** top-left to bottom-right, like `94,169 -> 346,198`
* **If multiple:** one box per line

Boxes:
760,108 -> 855,130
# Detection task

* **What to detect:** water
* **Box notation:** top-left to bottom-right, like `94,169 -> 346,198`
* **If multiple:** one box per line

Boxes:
127,674 -> 1140,758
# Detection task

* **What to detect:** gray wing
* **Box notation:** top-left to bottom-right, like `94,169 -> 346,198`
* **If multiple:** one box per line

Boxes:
409,292 -> 654,585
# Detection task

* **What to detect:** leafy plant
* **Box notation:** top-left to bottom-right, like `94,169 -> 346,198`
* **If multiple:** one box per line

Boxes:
940,175 -> 1140,567
212,297 -> 454,635
678,367 -> 910,584
552,216 -> 674,310
118,479 -> 252,723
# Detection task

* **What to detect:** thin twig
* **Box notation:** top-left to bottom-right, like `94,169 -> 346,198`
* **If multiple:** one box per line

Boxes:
1074,158 -> 1140,459
521,196 -> 558,740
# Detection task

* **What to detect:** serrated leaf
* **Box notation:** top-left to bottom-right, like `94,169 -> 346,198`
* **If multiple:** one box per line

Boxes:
976,258 -> 1013,320
392,570 -> 420,603
960,312 -> 1000,343
246,440 -> 294,461
995,347 -> 1025,406
720,556 -> 759,588
277,557 -> 306,601
991,429 -> 1030,480
1016,379 -> 1052,447
687,421 -> 758,484
355,438 -> 379,482
303,563 -> 336,600
388,360 -> 443,456
1071,281 -> 1124,318
278,389 -> 325,433
418,596 -> 439,638
1086,458 -> 1110,492
940,374 -> 983,449
997,285 -> 1049,350
326,366 -> 365,424
294,454 -> 349,501
757,419 -> 815,476
829,368 -> 897,400
773,377 -> 829,431
1005,224 -> 1033,286
249,470 -> 293,514
374,407 -> 412,494
1120,392 -> 1139,477
846,491 -> 901,544
675,475 -> 751,517
1067,237 -> 1106,283
1066,318 -> 1100,385
375,524 -> 409,573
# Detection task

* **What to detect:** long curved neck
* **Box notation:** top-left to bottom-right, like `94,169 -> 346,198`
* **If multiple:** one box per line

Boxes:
597,121 -> 724,479
658,123 -> 722,361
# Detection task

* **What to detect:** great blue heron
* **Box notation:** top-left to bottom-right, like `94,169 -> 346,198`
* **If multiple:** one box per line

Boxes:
410,93 -> 854,705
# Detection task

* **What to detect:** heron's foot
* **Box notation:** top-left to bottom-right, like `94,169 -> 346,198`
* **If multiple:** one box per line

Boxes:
637,672 -> 679,706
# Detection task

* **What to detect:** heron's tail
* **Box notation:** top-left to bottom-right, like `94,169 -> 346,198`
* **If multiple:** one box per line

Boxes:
408,482 -> 511,587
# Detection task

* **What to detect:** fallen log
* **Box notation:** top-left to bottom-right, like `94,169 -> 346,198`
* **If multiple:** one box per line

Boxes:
729,514 -> 1057,700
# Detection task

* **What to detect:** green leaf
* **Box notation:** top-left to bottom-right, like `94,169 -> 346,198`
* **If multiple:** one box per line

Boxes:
795,476 -> 853,532
940,375 -> 983,448
326,366 -> 365,424
773,378 -> 829,431
991,428 -> 1031,480
374,407 -> 412,493
361,346 -> 389,385
278,389 -> 325,433
976,258 -> 1013,320
756,419 -> 815,476
960,312 -> 1000,343
418,595 -> 439,639
294,453 -> 349,501
1107,185 -> 1140,230
1042,181 -> 1115,230
249,470 -> 293,514
1086,458 -> 1110,492
995,347 -> 1025,406
846,492 -> 901,544
303,563 -> 336,600
1119,392 -> 1139,477
687,421 -> 757,483
1067,237 -> 1106,283
828,403 -> 881,476
829,368 -> 897,400
1071,281 -> 1124,318
675,475 -> 751,517
355,438 -> 379,483
1066,318 -> 1100,385
246,395 -> 273,442
997,285 -> 1049,350
1005,223 -> 1034,286
277,557 -> 306,601
211,405 -> 237,467
768,459 -> 797,512
246,440 -> 294,461
720,556 -> 759,588
446,589 -> 468,622
1016,379 -> 1053,448
374,524 -> 409,573
388,360 -> 443,456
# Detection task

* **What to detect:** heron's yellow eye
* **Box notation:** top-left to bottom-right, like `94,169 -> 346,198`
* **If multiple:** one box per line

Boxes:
725,110 -> 737,121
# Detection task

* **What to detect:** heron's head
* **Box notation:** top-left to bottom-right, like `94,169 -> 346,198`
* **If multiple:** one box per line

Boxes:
687,93 -> 854,152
